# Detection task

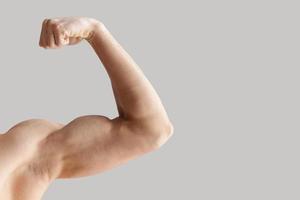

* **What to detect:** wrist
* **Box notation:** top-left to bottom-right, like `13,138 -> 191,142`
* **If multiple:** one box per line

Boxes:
85,18 -> 105,43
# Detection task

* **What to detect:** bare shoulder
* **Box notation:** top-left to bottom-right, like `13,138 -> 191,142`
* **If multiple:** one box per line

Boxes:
7,118 -> 64,133
2,118 -> 65,164
0,119 -> 66,197
0,119 -> 65,182
1,118 -> 65,159
5,118 -> 65,141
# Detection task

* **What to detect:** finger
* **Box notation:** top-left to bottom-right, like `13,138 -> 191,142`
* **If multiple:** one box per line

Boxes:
52,28 -> 59,48
47,23 -> 56,48
52,24 -> 64,48
39,19 -> 48,48
45,19 -> 51,47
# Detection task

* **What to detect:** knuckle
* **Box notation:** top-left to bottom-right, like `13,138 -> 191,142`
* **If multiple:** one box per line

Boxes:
42,19 -> 48,25
47,19 -> 58,29
51,23 -> 61,31
47,19 -> 55,25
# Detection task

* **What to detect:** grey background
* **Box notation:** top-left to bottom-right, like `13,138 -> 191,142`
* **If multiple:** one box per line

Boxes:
0,0 -> 299,199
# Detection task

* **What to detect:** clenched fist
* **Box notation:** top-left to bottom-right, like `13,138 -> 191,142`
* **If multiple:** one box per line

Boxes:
39,17 -> 100,49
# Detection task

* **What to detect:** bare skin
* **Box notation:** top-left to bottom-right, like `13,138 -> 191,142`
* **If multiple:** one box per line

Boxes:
0,17 -> 173,200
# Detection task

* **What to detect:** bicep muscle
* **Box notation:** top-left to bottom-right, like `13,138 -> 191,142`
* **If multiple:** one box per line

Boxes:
39,115 -> 156,179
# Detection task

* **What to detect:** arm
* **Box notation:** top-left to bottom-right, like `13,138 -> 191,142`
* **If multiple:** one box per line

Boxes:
37,17 -> 174,180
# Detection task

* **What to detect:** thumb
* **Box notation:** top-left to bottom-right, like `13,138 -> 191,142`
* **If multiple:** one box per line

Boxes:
68,37 -> 83,45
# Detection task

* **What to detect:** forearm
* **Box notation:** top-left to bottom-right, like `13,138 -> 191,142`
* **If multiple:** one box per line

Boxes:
87,22 -> 172,129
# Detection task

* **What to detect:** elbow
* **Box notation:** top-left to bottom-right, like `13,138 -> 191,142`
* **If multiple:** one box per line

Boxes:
151,121 -> 174,150
130,117 -> 174,151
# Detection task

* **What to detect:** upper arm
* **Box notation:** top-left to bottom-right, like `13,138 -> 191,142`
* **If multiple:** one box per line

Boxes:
38,115 -> 159,179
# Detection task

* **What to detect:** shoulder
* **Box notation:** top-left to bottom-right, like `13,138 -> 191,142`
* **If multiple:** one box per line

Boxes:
5,118 -> 64,141
3,118 -> 65,162
0,119 -> 65,182
7,118 -> 64,133
5,119 -> 65,177
2,118 -> 65,157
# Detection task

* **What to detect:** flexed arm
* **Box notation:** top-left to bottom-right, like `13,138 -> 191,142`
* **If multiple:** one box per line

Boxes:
38,17 -> 173,179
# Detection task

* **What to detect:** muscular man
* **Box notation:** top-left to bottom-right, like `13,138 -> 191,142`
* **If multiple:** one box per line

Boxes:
0,17 -> 174,200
